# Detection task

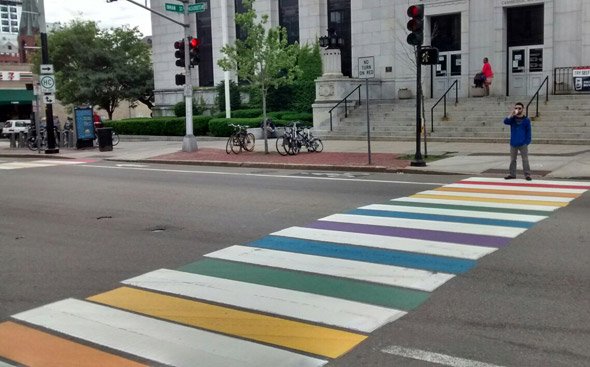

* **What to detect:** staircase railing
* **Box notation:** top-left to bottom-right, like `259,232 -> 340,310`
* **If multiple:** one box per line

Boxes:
430,80 -> 458,132
328,84 -> 362,131
526,76 -> 549,118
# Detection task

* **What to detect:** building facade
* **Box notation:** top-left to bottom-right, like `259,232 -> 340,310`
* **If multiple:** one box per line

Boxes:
150,0 -> 590,115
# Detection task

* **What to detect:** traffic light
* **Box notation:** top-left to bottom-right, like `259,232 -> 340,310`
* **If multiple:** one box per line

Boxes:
175,74 -> 186,86
406,4 -> 424,46
188,37 -> 201,67
174,39 -> 185,67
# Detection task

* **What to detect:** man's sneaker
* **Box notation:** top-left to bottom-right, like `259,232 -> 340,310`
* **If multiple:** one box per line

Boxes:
525,176 -> 532,181
504,175 -> 516,180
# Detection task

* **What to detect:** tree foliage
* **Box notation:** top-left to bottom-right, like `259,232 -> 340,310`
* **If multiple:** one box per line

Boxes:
34,20 -> 153,120
218,0 -> 301,152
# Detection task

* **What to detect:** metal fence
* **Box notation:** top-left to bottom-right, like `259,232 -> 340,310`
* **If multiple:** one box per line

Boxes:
553,67 -> 590,94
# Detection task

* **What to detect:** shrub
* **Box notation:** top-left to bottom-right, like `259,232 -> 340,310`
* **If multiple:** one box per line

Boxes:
216,80 -> 242,111
173,99 -> 204,117
105,116 -> 213,136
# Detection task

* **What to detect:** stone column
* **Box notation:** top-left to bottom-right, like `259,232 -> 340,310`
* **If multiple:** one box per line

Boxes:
322,49 -> 343,77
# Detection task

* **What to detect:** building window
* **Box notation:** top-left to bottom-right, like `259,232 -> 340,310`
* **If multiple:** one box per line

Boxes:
10,14 -> 17,19
327,0 -> 351,77
1,14 -> 8,19
9,7 -> 16,12
2,27 -> 8,32
507,5 -> 544,47
196,0 -> 213,87
279,0 -> 299,44
11,27 -> 17,33
431,14 -> 461,52
234,0 -> 247,41
2,20 -> 8,25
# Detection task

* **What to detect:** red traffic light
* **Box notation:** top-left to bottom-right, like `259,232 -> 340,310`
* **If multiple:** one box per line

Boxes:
189,37 -> 200,48
407,5 -> 424,18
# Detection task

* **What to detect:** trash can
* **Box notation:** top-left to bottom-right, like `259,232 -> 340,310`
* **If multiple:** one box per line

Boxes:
96,127 -> 113,152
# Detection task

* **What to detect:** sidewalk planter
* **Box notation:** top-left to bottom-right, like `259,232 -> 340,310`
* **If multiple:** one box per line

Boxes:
398,88 -> 412,99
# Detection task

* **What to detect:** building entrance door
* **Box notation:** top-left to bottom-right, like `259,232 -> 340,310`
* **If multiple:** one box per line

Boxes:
433,51 -> 461,98
509,46 -> 544,96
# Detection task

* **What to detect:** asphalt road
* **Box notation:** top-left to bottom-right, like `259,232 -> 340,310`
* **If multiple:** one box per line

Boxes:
0,159 -> 589,366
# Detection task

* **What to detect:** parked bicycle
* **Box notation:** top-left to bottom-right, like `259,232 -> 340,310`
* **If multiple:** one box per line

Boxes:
276,122 -> 323,156
27,125 -> 60,151
226,124 -> 255,154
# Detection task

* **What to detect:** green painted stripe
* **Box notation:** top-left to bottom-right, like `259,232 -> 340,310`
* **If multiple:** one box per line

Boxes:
389,200 -> 550,217
178,258 -> 430,311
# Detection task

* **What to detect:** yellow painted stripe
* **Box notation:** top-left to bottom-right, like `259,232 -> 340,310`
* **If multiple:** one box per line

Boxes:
435,187 -> 579,198
0,321 -> 147,367
88,287 -> 366,359
411,194 -> 568,207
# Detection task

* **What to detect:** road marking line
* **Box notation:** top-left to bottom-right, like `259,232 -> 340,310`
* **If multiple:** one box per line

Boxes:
123,269 -> 405,333
381,345 -> 506,367
88,287 -> 366,359
393,197 -> 559,211
321,213 -> 525,237
205,245 -> 455,292
444,183 -> 587,194
461,177 -> 590,188
0,321 -> 147,367
411,194 -> 568,207
81,164 -> 446,186
435,186 -> 580,198
416,190 -> 573,203
13,299 -> 327,367
273,227 -> 497,260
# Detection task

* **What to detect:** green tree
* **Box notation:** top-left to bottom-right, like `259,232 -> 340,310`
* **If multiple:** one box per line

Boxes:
218,0 -> 301,153
34,20 -> 153,120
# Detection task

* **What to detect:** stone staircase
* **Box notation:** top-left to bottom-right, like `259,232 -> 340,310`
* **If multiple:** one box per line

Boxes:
323,94 -> 590,144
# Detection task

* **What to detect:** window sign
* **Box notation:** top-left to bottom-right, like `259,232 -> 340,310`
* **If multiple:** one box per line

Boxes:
529,49 -> 543,72
573,67 -> 590,92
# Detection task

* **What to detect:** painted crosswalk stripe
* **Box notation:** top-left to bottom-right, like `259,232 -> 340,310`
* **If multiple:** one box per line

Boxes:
0,361 -> 16,367
459,177 -> 590,189
123,269 -> 406,333
307,220 -> 510,248
205,245 -> 455,292
273,227 -> 497,260
441,183 -> 587,194
410,194 -> 568,207
13,299 -> 327,367
434,186 -> 581,198
349,208 -> 535,228
89,287 -> 366,358
178,258 -> 430,310
386,199 -> 554,215
0,162 -> 53,170
415,190 -> 573,203
359,204 -> 547,222
320,213 -> 525,237
392,196 -> 559,212
0,321 -> 147,367
246,236 -> 476,274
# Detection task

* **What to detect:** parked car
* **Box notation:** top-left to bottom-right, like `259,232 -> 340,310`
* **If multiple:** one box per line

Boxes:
1,119 -> 32,138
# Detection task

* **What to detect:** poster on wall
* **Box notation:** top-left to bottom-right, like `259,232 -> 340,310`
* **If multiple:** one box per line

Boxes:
573,67 -> 590,92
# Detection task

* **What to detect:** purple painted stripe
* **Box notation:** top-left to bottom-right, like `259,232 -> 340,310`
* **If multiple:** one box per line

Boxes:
306,221 -> 510,248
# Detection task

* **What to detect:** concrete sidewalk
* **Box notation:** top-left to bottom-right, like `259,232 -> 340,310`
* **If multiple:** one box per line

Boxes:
1,137 -> 589,179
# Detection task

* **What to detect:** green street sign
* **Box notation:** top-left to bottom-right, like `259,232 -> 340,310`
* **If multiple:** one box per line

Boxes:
165,3 -> 184,12
188,2 -> 207,13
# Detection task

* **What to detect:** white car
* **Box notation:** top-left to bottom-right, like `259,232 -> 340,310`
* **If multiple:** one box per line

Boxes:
1,119 -> 31,138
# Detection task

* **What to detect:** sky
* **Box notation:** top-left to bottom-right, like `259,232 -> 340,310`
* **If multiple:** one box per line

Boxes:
45,0 -> 153,36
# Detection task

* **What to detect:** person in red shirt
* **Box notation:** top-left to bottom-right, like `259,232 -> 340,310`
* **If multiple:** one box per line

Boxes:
93,111 -> 103,129
482,57 -> 494,96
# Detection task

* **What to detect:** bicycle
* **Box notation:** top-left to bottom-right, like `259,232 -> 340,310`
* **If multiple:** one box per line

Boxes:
226,124 -> 255,154
276,122 -> 323,155
94,129 -> 120,147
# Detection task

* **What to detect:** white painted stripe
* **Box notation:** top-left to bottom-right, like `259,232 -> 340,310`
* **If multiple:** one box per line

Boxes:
443,183 -> 586,194
359,204 -> 547,222
273,227 -> 496,260
320,214 -> 525,238
0,361 -> 17,367
381,345 -> 506,367
392,197 -> 558,212
124,268 -> 405,333
205,245 -> 455,292
0,162 -> 54,170
415,190 -> 572,203
31,160 -> 86,165
461,177 -> 590,188
13,299 -> 327,367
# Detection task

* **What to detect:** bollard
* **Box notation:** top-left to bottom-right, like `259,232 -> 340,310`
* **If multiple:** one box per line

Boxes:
59,131 -> 65,148
9,133 -> 16,148
17,132 -> 26,148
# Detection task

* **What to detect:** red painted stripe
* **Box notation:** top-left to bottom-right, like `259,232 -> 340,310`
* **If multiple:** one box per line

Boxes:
458,180 -> 590,190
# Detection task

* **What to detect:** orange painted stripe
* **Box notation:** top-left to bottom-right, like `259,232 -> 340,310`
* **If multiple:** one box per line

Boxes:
0,321 -> 147,367
435,187 -> 579,198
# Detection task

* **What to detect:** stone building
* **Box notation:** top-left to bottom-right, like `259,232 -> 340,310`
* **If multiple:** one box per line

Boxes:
150,0 -> 590,116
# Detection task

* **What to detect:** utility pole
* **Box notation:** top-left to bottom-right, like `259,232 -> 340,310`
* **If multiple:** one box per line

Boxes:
38,0 -> 58,154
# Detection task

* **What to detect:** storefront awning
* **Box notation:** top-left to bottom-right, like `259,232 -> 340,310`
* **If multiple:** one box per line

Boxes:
0,89 -> 34,105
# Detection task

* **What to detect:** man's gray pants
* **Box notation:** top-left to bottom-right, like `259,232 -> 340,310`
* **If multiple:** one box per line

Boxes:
509,145 -> 531,177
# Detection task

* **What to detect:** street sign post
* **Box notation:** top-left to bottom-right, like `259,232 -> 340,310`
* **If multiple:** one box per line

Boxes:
188,2 -> 207,13
165,3 -> 184,12
40,74 -> 56,94
358,56 -> 375,164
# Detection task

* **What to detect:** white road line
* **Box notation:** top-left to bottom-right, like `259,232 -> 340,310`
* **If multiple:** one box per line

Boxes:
124,269 -> 406,333
13,299 -> 327,367
320,214 -> 525,238
0,162 -> 53,170
272,227 -> 497,260
0,361 -> 16,367
359,204 -> 547,222
415,190 -> 573,203
81,165 -> 446,186
392,197 -> 559,212
381,345 -> 506,367
442,183 -> 587,194
205,245 -> 455,292
461,177 -> 590,187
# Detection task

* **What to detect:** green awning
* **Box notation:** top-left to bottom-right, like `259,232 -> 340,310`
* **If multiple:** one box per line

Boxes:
0,89 -> 34,105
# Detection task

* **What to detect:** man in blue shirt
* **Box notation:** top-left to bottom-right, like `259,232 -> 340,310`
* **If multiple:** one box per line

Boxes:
504,102 -> 532,180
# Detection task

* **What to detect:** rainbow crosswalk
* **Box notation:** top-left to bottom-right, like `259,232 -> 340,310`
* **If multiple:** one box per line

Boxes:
0,159 -> 94,170
1,177 -> 589,366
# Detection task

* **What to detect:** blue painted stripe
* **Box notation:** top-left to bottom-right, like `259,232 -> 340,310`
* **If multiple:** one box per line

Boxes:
348,208 -> 534,229
246,236 -> 476,274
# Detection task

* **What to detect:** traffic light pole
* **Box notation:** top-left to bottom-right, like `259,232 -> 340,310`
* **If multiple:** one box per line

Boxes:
38,0 -> 58,154
411,45 -> 425,167
181,0 -> 198,152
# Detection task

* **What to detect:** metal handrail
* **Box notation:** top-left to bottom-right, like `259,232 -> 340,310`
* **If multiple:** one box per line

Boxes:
328,84 -> 362,131
430,80 -> 458,132
526,76 -> 549,118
